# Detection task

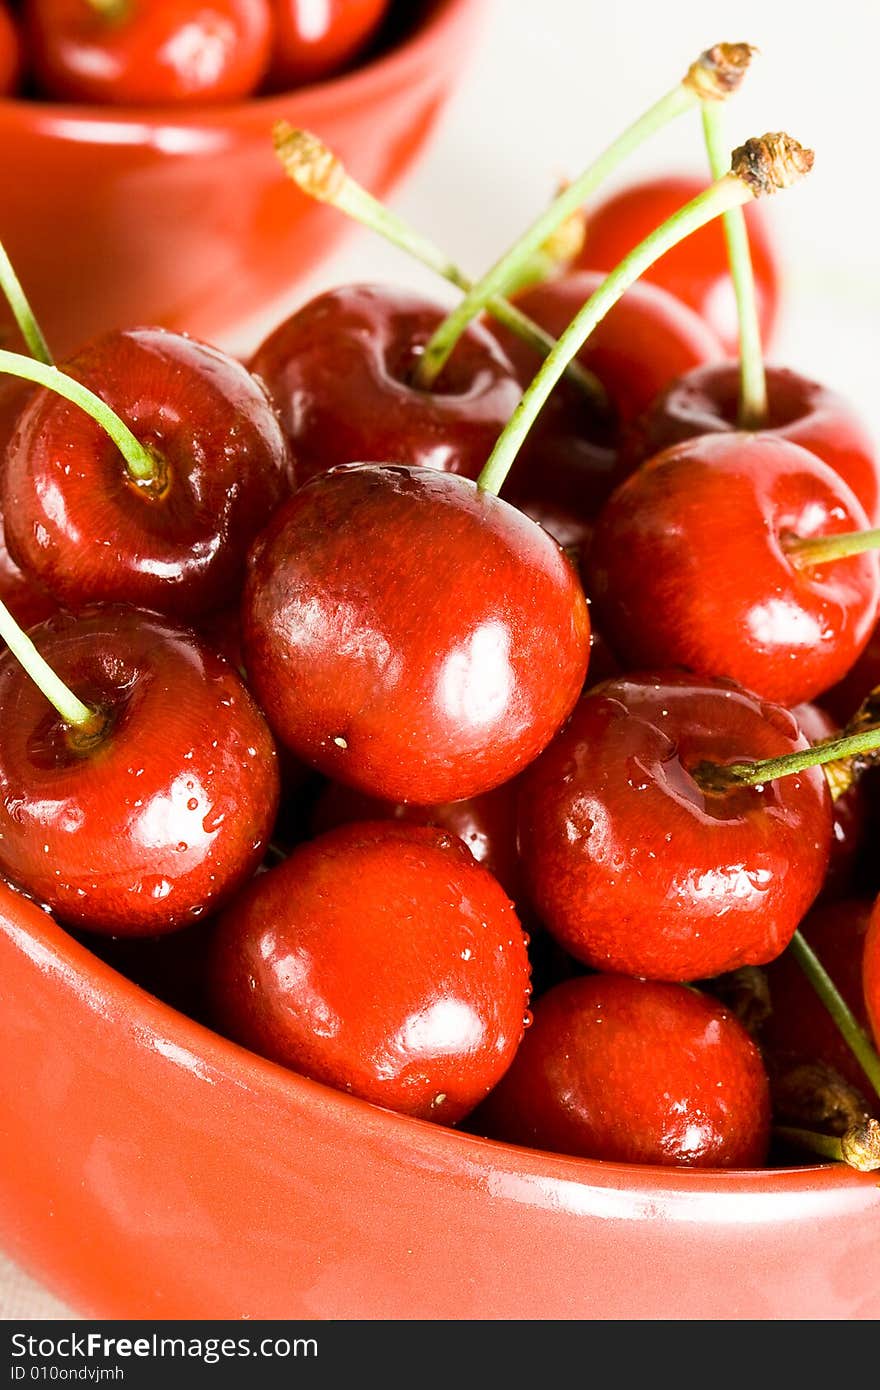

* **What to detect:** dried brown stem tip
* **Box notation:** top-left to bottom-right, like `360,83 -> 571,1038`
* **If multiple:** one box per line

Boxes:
684,42 -> 757,101
824,686 -> 880,799
772,1062 -> 872,1138
840,1117 -> 880,1172
731,132 -> 815,197
274,122 -> 346,203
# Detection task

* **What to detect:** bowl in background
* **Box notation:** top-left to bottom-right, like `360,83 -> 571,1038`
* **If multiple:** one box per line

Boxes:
0,0 -> 485,359
1,880 -> 878,1320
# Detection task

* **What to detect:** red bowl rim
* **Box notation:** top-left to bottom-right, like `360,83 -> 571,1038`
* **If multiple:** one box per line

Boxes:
5,877 -> 872,1201
0,0 -> 480,126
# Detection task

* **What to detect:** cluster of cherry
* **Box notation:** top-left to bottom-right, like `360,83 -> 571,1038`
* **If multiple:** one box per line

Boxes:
1,40 -> 878,1173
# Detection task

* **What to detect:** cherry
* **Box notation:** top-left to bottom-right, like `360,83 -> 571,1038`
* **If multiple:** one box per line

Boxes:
24,0 -> 272,106
792,703 -> 867,899
576,174 -> 780,354
2,329 -> 293,619
865,899 -> 880,1053
0,605 -> 279,936
242,464 -> 590,803
763,899 -> 877,1103
627,363 -> 880,524
249,283 -> 522,487
310,776 -> 525,904
821,615 -> 880,727
267,0 -> 388,88
475,975 -> 771,1167
587,435 -> 880,707
518,673 -> 831,982
0,4 -> 22,95
207,821 -> 531,1123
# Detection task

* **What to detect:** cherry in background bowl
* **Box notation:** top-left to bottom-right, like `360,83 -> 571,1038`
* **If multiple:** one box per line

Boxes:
0,0 -> 486,358
1,882 -> 879,1319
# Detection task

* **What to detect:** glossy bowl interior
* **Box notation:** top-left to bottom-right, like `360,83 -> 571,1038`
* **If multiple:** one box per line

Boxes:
0,0 -> 484,358
2,879 -> 879,1320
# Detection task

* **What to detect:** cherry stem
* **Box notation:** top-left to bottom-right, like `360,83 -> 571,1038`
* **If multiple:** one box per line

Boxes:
786,527 -> 880,567
476,174 -> 754,495
0,350 -> 158,485
0,241 -> 53,366
415,83 -> 696,388
693,723 -> 880,794
774,1122 -> 880,1172
0,598 -> 94,729
788,932 -> 880,1102
272,125 -> 606,409
701,102 -> 767,428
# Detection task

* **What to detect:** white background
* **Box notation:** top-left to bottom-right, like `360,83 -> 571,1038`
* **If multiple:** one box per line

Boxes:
2,0 -> 878,1319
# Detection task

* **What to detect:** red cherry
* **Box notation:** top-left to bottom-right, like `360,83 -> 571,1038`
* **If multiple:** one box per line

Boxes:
208,821 -> 531,1123
242,464 -> 590,803
792,704 -> 867,899
476,975 -> 771,1167
250,284 -> 522,487
518,673 -> 831,982
627,363 -> 880,524
588,435 -> 880,707
0,605 -> 279,936
25,0 -> 272,105
577,174 -> 781,354
497,269 -> 723,426
820,615 -> 880,726
267,0 -> 388,88
310,775 -> 525,904
0,380 -> 58,633
3,328 -> 293,620
864,899 -> 880,1050
763,899 -> 877,1102
0,4 -> 22,95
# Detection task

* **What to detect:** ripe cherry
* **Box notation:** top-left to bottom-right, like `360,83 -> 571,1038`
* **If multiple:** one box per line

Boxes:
0,4 -> 21,95
24,0 -> 272,106
577,173 -> 780,353
627,363 -> 880,523
208,821 -> 531,1123
475,975 -> 771,1167
243,464 -> 590,804
588,435 -> 880,707
792,703 -> 867,899
2,329 -> 293,619
267,0 -> 388,88
518,673 -> 831,982
821,616 -> 880,727
0,605 -> 279,936
249,283 -> 522,487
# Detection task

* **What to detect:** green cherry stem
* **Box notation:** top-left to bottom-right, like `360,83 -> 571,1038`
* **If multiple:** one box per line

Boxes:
272,124 -> 604,407
0,349 -> 159,485
693,724 -> 880,794
774,1121 -> 880,1172
416,41 -> 757,389
476,132 -> 813,497
701,101 -> 767,427
787,933 -> 880,1103
0,598 -> 94,729
0,241 -> 53,366
786,527 -> 880,567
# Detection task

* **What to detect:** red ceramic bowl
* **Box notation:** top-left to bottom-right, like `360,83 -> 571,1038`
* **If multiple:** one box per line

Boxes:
0,0 -> 484,359
1,881 -> 879,1320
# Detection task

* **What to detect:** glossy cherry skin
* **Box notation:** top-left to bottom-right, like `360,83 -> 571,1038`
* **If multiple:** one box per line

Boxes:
268,0 -> 388,87
588,435 -> 880,708
243,464 -> 591,804
208,821 -> 531,1123
577,174 -> 780,354
0,5 -> 22,95
627,363 -> 880,523
3,327 -> 293,620
25,0 -> 272,105
0,380 -> 58,633
310,776 -> 525,904
475,975 -> 771,1167
764,899 -> 877,1102
250,284 -> 522,488
518,673 -> 832,982
792,703 -> 867,900
0,606 -> 280,937
865,898 -> 880,1052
